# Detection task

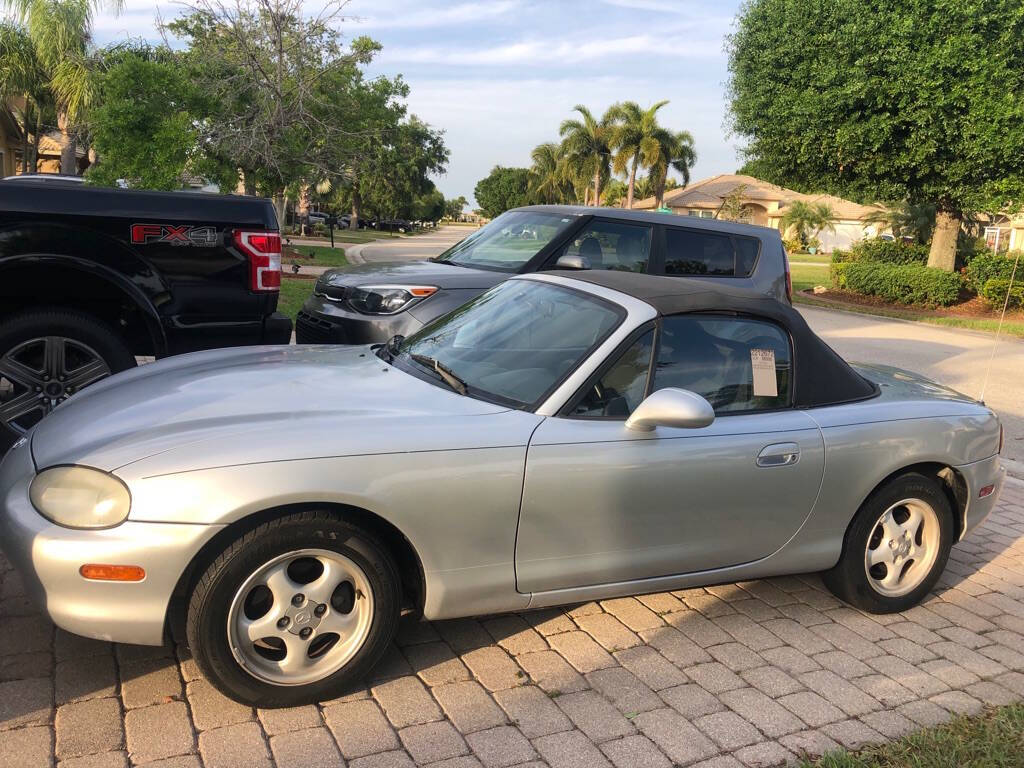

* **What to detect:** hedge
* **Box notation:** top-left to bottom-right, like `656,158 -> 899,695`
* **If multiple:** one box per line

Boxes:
831,261 -> 962,307
965,252 -> 1020,293
831,239 -> 930,265
980,277 -> 1024,309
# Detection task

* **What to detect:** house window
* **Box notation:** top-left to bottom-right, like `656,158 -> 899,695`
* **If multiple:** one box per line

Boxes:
687,210 -> 713,218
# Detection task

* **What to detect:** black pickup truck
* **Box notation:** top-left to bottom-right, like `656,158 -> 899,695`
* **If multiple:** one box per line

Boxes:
0,177 -> 291,442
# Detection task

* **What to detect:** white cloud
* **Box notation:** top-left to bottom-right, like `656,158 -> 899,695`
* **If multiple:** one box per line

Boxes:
353,0 -> 520,29
383,33 -> 721,66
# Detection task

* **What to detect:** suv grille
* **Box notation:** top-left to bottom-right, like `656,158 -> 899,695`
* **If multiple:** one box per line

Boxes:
295,311 -> 339,344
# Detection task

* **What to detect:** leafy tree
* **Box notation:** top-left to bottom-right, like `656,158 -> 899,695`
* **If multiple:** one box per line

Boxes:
86,45 -> 224,190
166,0 -> 385,222
601,178 -> 628,208
444,195 -> 468,219
412,188 -> 445,223
780,201 -> 836,251
715,184 -> 751,223
727,0 -> 1024,270
2,0 -> 123,174
474,166 -> 531,218
607,100 -> 669,209
559,105 -> 614,205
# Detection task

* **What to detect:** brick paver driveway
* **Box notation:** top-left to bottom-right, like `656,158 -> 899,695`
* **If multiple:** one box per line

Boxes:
2,480 -> 1023,768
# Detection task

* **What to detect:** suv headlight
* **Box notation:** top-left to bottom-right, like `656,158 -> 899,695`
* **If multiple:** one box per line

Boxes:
29,466 -> 131,529
347,285 -> 437,315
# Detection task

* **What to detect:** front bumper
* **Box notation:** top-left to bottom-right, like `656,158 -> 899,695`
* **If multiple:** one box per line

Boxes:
0,440 -> 222,645
296,294 -> 425,344
956,453 -> 1006,540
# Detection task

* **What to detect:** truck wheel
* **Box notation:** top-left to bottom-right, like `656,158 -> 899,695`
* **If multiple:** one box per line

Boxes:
0,308 -> 136,441
186,510 -> 401,707
822,472 -> 953,613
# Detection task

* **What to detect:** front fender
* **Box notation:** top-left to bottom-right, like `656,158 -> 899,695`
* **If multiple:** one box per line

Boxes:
125,449 -> 533,619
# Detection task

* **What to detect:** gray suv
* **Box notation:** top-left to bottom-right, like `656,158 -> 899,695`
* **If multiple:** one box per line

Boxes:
295,205 -> 791,344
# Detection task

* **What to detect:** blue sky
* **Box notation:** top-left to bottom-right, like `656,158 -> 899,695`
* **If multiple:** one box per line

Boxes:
91,0 -> 746,204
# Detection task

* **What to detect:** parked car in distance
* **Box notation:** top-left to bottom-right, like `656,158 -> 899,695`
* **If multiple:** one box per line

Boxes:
0,270 -> 1003,705
0,177 -> 291,445
296,205 -> 791,345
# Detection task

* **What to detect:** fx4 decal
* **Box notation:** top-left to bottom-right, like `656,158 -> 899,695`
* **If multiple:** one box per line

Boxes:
131,223 -> 220,247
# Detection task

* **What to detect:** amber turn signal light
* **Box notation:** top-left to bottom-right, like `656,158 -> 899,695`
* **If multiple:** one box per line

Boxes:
79,564 -> 146,582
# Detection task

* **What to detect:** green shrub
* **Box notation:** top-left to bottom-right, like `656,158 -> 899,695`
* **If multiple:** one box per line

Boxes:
833,261 -> 962,307
830,260 -> 852,288
966,252 -> 1020,292
839,238 -> 930,265
782,236 -> 803,254
980,277 -> 1024,309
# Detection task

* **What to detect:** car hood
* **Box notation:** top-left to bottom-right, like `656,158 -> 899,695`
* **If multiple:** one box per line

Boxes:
30,345 -> 517,473
318,260 -> 506,290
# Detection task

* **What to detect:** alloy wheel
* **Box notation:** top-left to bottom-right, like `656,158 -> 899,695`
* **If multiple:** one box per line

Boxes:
0,336 -> 111,434
863,498 -> 941,598
227,548 -> 374,686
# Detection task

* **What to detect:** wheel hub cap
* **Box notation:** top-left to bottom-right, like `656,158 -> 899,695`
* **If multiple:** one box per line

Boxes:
864,498 -> 941,598
227,548 -> 374,687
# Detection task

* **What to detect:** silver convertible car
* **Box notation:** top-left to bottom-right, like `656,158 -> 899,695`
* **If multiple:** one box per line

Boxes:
0,270 -> 1005,705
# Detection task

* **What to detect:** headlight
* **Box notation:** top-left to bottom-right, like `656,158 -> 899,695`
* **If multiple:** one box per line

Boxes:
29,466 -> 131,529
347,285 -> 437,315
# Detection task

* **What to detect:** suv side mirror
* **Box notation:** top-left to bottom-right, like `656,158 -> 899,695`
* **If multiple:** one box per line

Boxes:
555,254 -> 591,270
625,388 -> 715,431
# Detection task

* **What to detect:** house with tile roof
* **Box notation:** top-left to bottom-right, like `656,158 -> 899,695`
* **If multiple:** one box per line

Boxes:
631,173 -> 885,253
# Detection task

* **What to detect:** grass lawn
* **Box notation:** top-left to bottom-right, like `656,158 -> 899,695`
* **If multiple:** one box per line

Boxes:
278,277 -> 316,320
789,252 -> 832,264
791,262 -> 831,292
800,704 -> 1024,767
284,244 -> 349,268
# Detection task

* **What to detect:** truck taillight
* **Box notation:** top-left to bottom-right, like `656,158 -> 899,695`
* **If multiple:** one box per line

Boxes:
233,230 -> 282,292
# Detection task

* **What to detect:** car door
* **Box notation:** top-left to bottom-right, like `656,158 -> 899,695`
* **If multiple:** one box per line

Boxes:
515,313 -> 825,594
548,218 -> 654,273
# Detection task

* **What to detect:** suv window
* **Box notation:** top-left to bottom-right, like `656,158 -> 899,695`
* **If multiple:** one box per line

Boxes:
572,329 -> 655,417
664,227 -> 760,277
654,315 -> 791,413
556,219 -> 652,272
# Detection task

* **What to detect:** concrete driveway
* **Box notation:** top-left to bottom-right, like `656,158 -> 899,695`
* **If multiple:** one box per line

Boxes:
353,226 -> 471,264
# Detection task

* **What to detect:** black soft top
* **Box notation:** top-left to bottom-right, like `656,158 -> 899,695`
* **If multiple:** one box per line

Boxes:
549,269 -> 878,408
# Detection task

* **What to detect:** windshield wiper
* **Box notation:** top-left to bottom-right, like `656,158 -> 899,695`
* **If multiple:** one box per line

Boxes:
410,353 -> 468,395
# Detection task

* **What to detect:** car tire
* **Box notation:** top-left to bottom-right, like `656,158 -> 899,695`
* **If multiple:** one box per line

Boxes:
0,308 -> 135,445
822,472 -> 953,613
186,510 -> 401,706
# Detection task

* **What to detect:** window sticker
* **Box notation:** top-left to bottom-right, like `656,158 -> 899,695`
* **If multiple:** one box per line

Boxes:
751,348 -> 778,397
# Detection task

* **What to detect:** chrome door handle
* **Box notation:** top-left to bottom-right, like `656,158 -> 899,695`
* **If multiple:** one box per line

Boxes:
757,442 -> 800,467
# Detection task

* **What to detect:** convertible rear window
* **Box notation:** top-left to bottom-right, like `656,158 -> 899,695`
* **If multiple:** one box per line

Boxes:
396,280 -> 624,408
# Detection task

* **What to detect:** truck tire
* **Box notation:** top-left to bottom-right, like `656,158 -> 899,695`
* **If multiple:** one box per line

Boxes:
0,308 -> 136,443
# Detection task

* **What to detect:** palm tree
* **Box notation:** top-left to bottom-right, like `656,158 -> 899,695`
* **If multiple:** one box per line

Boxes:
646,129 -> 696,208
606,100 -> 669,209
0,22 -> 50,173
528,142 -> 564,204
780,200 -> 837,250
863,201 -> 936,245
3,0 -> 122,174
559,105 -> 614,206
633,173 -> 655,202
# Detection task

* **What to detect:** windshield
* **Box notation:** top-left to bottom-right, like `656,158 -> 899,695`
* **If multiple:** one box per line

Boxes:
435,211 -> 577,272
394,279 -> 624,407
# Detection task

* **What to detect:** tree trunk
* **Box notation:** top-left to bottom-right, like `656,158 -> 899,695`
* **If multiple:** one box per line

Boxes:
350,185 -> 361,230
31,113 -> 42,173
593,169 -> 601,207
928,210 -> 960,271
20,128 -> 28,175
273,190 -> 287,229
57,111 -> 76,176
626,159 -> 637,209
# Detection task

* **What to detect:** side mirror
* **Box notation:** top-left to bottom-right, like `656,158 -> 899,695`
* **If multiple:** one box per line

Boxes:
555,254 -> 591,270
625,388 -> 715,431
